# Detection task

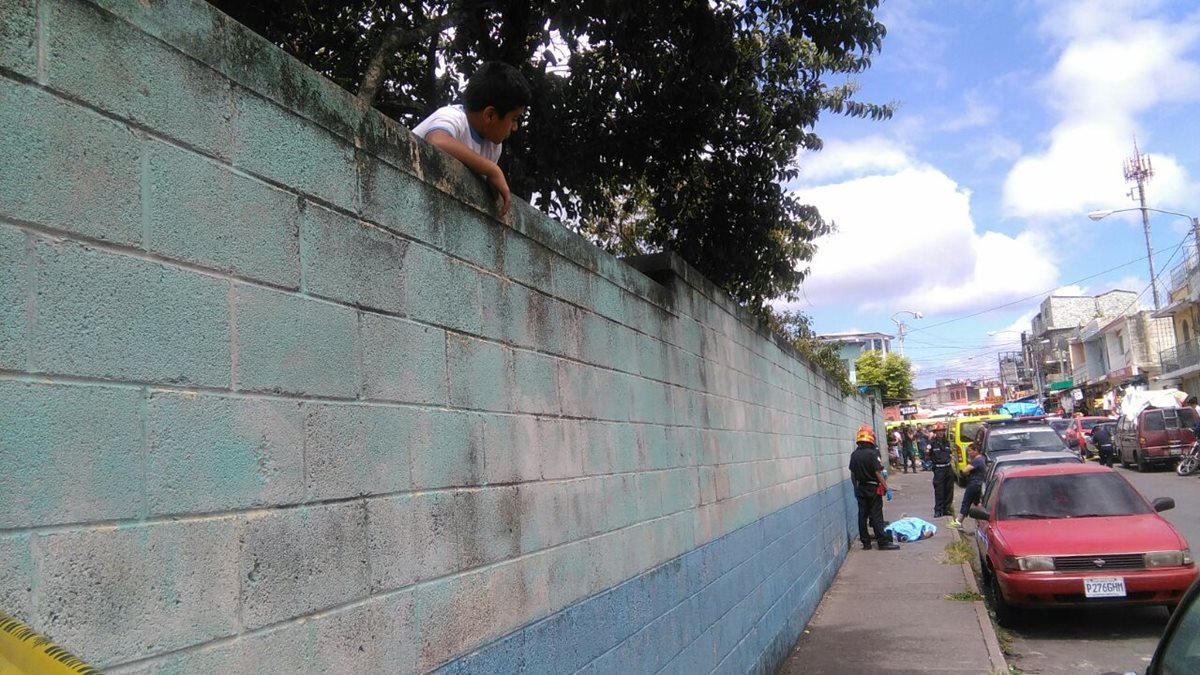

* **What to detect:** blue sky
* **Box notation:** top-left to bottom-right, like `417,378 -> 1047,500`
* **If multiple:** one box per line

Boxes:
778,0 -> 1200,387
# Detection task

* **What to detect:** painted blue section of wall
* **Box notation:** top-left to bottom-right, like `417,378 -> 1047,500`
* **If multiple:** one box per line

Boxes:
435,481 -> 855,675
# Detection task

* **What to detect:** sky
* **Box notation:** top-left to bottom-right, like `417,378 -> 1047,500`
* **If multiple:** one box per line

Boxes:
778,0 -> 1200,388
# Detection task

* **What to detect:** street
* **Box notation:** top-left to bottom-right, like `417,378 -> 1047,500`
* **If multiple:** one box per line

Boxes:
992,464 -> 1200,674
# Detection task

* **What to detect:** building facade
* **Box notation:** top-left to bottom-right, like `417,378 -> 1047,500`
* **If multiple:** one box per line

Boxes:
816,331 -> 893,384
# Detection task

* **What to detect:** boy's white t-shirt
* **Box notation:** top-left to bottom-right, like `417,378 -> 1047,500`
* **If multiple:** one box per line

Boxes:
412,105 -> 502,163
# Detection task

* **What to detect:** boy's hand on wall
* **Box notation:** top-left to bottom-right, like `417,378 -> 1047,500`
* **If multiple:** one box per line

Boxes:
486,166 -> 512,217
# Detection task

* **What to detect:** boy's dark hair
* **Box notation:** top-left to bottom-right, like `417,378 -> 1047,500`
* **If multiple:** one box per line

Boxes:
464,61 -> 532,115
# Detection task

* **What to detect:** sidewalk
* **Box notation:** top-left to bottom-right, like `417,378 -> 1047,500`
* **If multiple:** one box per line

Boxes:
777,471 -> 1007,674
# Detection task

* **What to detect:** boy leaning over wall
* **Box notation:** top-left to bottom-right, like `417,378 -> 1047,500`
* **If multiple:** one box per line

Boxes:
412,61 -> 532,217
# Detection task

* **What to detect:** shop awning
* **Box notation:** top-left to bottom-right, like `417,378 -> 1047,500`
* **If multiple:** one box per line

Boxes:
1048,379 -> 1074,391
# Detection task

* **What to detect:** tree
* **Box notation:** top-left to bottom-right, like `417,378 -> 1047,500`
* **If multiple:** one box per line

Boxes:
854,350 -> 912,402
210,0 -> 892,312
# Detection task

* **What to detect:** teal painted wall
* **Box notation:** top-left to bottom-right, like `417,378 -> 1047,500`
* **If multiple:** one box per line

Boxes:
0,1 -> 880,672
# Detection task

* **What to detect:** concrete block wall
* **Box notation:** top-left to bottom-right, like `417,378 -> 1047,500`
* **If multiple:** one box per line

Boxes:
0,1 -> 880,672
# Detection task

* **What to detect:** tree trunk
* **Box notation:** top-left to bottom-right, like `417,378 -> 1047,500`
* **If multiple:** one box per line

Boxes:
356,13 -> 453,107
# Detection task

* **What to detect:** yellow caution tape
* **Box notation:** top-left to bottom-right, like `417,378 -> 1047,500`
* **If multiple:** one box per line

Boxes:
0,612 -> 99,675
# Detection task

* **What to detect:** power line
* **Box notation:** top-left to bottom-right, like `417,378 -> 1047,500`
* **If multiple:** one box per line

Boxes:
908,245 -> 1176,335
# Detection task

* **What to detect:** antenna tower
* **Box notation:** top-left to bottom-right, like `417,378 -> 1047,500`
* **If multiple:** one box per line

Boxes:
1124,140 -> 1159,308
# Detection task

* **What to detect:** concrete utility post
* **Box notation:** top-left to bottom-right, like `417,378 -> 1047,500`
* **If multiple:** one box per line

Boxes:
1089,207 -> 1200,304
890,309 -> 923,356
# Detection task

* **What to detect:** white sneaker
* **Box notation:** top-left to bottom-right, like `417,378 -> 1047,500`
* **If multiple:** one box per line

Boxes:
948,518 -> 962,528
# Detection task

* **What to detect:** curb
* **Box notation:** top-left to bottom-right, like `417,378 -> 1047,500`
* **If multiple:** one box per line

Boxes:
956,531 -> 1009,674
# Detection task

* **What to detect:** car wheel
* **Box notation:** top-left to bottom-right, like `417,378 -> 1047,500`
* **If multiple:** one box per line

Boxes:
1167,602 -> 1179,617
1136,452 -> 1148,472
979,556 -> 992,583
989,571 -> 1020,628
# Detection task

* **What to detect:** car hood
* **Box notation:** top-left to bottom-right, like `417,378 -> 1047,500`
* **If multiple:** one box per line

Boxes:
995,514 -> 1186,556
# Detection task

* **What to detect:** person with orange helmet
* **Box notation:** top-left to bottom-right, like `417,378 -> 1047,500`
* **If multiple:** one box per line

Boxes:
848,424 -> 900,550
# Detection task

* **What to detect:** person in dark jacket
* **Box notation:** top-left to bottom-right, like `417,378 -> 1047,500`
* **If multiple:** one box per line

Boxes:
1091,423 -> 1116,467
849,425 -> 900,550
929,426 -> 955,517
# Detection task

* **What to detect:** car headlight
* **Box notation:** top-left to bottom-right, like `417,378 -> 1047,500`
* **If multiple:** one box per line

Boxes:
1145,550 -> 1190,567
1003,555 -> 1055,571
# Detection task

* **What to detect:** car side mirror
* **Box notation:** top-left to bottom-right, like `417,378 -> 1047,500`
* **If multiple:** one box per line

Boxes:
968,506 -> 990,521
1153,497 -> 1175,513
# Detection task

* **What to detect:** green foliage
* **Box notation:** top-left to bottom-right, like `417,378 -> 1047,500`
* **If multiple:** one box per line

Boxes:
854,350 -> 913,402
211,0 -> 893,312
766,309 -> 854,397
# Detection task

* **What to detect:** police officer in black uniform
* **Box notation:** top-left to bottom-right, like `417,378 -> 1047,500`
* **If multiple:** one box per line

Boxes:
929,426 -> 955,517
849,425 -> 900,550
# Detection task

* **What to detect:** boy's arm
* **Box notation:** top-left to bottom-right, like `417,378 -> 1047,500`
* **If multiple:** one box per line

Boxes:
424,130 -> 512,216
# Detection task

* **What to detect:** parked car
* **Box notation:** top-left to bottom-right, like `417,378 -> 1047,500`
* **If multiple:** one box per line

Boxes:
974,418 -> 1068,464
1048,417 -> 1072,439
1115,407 -> 1198,472
1064,416 -> 1115,457
970,464 -> 1197,627
980,450 -> 1083,505
1136,575 -> 1200,674
948,414 -> 1011,474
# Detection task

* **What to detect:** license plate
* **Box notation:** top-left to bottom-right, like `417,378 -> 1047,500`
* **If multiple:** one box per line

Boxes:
1084,577 -> 1126,598
1171,447 -> 1182,455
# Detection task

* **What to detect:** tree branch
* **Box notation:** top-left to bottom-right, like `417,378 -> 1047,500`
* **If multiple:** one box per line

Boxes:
357,11 -> 454,107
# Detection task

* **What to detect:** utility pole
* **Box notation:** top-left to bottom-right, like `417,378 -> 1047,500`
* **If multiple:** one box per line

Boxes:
1125,141 -> 1159,309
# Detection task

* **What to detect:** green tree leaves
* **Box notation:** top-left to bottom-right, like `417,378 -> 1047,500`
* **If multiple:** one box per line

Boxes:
211,0 -> 892,312
855,350 -> 913,402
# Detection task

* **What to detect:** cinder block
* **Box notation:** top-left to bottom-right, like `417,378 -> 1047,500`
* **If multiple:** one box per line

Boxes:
511,349 -> 560,415
33,517 -> 240,667
479,413 -> 542,485
301,203 -> 407,312
233,284 -> 360,397
447,334 -> 512,412
0,534 -> 31,624
0,80 -> 140,245
501,230 -> 553,290
360,313 -> 447,404
145,141 -> 300,287
0,381 -> 142,528
303,401 -> 413,500
240,501 -> 369,629
455,486 -> 521,569
232,88 -> 357,212
441,198 -> 503,270
550,260 -> 593,308
408,409 -> 485,489
537,418 -> 583,480
114,590 -> 418,675
360,157 -> 444,248
31,239 -> 230,385
402,244 -> 483,334
414,567 -> 498,671
0,0 -> 35,77
146,392 -> 304,514
0,225 -> 27,369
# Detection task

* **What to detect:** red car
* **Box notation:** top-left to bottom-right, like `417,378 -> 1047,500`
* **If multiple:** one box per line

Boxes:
970,463 -> 1197,627
1063,416 -> 1114,457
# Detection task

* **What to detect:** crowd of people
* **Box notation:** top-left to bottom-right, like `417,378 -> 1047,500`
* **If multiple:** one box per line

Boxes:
850,423 -> 987,549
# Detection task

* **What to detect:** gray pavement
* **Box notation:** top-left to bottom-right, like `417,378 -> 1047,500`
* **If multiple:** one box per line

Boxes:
778,470 -> 1007,674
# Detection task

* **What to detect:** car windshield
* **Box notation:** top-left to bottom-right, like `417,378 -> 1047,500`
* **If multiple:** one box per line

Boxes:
987,428 -> 1064,452
1049,419 -> 1070,431
995,473 -> 1153,519
1080,419 -> 1105,430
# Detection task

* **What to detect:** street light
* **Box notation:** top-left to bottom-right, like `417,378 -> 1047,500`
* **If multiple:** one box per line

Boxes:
890,310 -> 923,356
1088,207 -> 1200,310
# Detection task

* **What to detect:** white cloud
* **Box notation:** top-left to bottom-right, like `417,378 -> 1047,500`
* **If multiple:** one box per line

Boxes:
788,140 -> 1061,316
939,91 -> 998,132
1003,1 -> 1200,218
799,136 -> 912,183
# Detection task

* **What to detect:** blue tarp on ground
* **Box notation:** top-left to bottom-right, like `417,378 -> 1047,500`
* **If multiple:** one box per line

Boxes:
998,401 -> 1045,417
